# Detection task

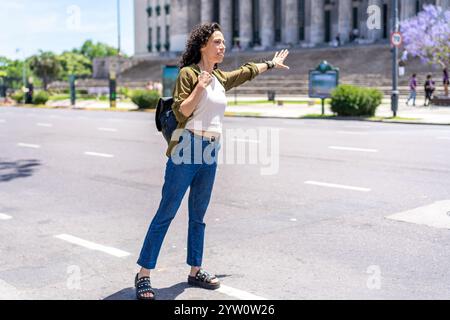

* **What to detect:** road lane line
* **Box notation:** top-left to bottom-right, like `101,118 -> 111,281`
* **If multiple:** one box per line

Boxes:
305,181 -> 371,192
217,285 -> 268,300
0,213 -> 12,220
54,234 -> 130,258
37,123 -> 53,127
98,128 -> 118,132
84,152 -> 114,158
0,119 -> 5,123
329,146 -> 378,153
437,137 -> 450,140
17,143 -> 41,149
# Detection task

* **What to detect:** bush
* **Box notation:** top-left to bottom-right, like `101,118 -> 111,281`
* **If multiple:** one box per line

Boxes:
11,90 -> 24,103
32,91 -> 50,105
118,87 -> 133,99
131,90 -> 160,109
331,85 -> 383,117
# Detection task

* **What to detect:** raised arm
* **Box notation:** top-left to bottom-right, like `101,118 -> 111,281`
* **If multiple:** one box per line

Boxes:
220,49 -> 290,91
255,49 -> 290,74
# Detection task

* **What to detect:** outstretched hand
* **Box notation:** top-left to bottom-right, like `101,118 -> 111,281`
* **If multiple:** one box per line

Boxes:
272,49 -> 290,70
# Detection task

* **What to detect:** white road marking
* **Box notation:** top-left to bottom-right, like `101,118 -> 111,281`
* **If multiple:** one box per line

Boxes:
336,131 -> 369,135
386,200 -> 450,229
98,128 -> 118,132
0,119 -> 5,123
49,115 -> 62,119
0,213 -> 12,220
290,218 -> 297,222
37,123 -> 53,127
329,146 -> 378,153
217,285 -> 268,300
305,181 -> 371,192
54,234 -> 130,258
84,152 -> 114,158
437,137 -> 450,140
17,143 -> 40,149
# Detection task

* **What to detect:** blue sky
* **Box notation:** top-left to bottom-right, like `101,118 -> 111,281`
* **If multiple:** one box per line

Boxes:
0,0 -> 134,60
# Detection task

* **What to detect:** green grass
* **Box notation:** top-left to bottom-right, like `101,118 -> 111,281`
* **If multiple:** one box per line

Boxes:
300,114 -> 336,119
48,94 -> 70,101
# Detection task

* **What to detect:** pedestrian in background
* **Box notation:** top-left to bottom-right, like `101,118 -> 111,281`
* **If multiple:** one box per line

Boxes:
134,22 -> 290,301
406,73 -> 417,106
443,68 -> 449,97
424,74 -> 435,106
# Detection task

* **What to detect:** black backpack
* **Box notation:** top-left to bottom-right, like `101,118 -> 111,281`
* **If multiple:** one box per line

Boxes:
155,97 -> 178,144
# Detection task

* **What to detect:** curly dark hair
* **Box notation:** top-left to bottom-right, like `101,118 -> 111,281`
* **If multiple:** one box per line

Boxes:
179,22 -> 223,69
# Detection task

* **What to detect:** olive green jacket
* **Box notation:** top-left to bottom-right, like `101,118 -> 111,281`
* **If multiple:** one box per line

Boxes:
166,62 -> 260,157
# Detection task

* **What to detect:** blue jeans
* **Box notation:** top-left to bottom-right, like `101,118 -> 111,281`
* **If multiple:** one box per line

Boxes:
137,130 -> 220,269
407,90 -> 416,105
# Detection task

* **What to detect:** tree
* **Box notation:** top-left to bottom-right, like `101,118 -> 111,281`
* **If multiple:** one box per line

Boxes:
76,40 -> 119,61
28,51 -> 61,90
58,52 -> 92,80
0,56 -> 31,89
400,5 -> 450,68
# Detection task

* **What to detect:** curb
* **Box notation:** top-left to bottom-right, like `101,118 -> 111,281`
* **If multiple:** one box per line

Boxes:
224,112 -> 450,126
0,104 -> 155,113
2,104 -> 449,126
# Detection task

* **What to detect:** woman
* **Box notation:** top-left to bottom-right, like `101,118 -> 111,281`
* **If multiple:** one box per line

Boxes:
406,73 -> 417,106
424,74 -> 435,107
135,22 -> 290,300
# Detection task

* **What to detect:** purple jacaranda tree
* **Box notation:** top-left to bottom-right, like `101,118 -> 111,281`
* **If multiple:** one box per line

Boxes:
400,4 -> 450,69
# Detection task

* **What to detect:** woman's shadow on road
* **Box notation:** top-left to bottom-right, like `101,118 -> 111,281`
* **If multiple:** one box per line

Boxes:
103,282 -> 189,300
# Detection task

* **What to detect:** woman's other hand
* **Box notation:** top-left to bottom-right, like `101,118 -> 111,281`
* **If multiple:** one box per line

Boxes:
272,49 -> 290,70
198,71 -> 213,89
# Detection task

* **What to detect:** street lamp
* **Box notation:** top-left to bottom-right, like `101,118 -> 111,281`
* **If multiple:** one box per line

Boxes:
391,0 -> 399,117
117,0 -> 121,55
16,48 -> 27,104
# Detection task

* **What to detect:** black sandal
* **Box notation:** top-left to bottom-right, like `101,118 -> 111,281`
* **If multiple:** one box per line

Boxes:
135,273 -> 156,300
188,269 -> 220,290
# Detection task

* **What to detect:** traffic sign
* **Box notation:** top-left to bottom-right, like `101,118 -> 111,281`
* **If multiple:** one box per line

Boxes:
391,32 -> 403,47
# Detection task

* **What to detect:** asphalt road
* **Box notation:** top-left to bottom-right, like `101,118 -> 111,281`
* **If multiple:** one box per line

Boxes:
1,106 -> 450,300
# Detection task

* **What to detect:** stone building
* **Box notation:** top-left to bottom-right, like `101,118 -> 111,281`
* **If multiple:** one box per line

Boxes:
134,0 -> 449,57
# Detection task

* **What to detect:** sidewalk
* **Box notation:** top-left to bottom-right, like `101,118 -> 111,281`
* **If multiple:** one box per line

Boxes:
225,99 -> 450,125
3,96 -> 450,125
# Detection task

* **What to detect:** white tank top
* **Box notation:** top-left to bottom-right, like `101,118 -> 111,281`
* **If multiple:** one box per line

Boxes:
185,74 -> 227,135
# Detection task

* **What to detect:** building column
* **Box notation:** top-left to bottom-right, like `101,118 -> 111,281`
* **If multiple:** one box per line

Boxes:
219,0 -> 233,48
134,0 -> 148,56
306,0 -> 325,44
436,0 -> 450,9
284,0 -> 299,45
338,0 -> 353,44
400,0 -> 416,21
201,0 -> 213,23
367,0 -> 383,42
170,0 -> 190,52
239,0 -> 252,49
260,0 -> 275,48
